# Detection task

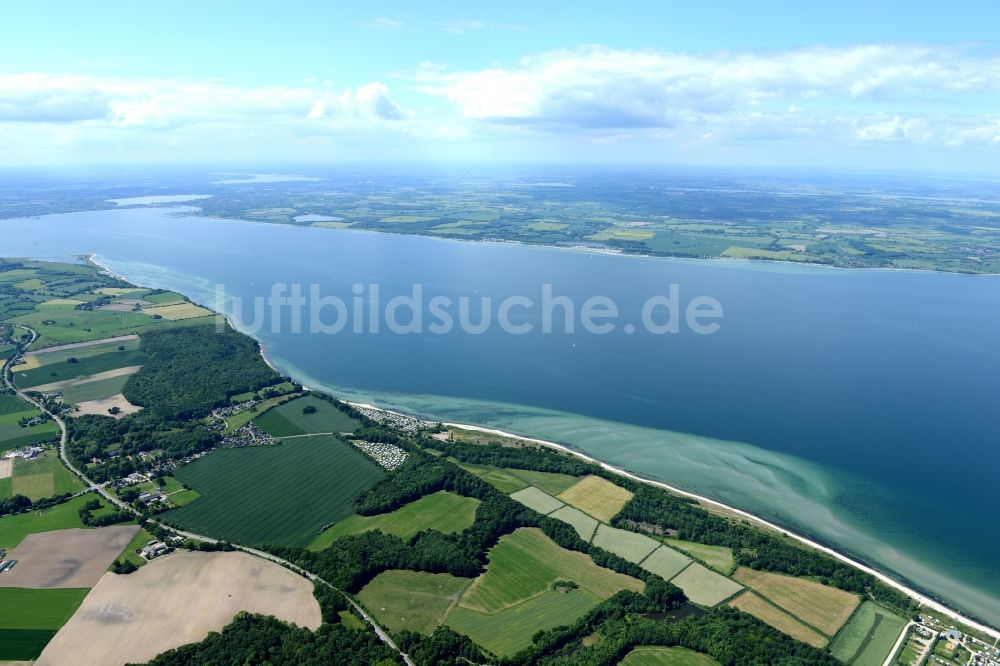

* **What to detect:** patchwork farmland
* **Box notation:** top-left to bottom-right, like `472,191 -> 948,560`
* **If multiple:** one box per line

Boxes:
163,435 -> 383,546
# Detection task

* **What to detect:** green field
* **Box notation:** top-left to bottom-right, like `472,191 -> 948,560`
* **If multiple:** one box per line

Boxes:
358,570 -> 472,635
11,309 -> 158,348
669,563 -> 744,607
456,527 -> 643,615
548,505 -> 599,542
619,646 -> 721,665
14,348 -> 146,388
253,394 -> 361,436
223,394 -> 300,433
639,546 -> 693,581
506,469 -> 580,495
830,602 -> 907,666
0,395 -> 32,415
142,290 -> 186,305
509,486 -> 565,515
591,524 -> 660,564
0,395 -> 59,452
22,337 -> 140,367
456,462 -> 529,493
163,435 -> 384,547
0,493 -> 108,549
0,588 -> 90,660
663,538 -> 735,573
0,418 -> 60,452
0,448 -> 84,500
60,374 -> 132,404
447,588 -> 600,656
308,491 -> 479,550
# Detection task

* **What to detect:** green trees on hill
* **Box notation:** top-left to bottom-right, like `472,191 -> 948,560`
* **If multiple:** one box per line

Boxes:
122,326 -> 281,419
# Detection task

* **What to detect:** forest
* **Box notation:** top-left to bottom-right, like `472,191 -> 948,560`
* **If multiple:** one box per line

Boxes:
122,326 -> 281,419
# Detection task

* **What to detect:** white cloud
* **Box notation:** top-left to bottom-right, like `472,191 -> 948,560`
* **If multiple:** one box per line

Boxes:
415,44 -> 1000,145
0,73 -> 410,130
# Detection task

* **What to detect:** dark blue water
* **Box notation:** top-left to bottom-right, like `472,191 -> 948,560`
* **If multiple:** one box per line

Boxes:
4,207 -> 999,624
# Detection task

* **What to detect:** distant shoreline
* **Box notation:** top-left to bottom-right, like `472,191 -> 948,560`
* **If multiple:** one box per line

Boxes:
84,250 -> 1000,639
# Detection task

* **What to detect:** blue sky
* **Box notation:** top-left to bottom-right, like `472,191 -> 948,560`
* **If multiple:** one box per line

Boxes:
3,1 -> 1000,172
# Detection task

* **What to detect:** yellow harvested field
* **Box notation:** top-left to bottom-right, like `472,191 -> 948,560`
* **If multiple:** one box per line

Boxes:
0,458 -> 11,479
37,550 -> 321,666
74,394 -> 143,419
732,567 -> 860,636
143,303 -> 213,320
30,366 -> 142,393
9,354 -> 41,371
728,591 -> 828,648
557,475 -> 634,522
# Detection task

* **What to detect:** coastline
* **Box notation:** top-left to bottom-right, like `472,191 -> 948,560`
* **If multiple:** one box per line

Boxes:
347,399 -> 1000,640
83,252 -> 1000,638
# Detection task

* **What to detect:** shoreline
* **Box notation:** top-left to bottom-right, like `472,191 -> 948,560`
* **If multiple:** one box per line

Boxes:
347,399 -> 1000,640
83,252 -> 1000,638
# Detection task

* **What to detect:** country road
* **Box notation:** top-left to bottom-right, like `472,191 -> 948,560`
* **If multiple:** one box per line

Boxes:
1,325 -> 415,666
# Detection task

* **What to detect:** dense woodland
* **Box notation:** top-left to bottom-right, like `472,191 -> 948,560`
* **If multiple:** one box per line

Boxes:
122,326 -> 281,419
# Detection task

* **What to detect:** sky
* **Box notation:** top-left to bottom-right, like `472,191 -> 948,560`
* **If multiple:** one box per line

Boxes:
2,0 -> 1000,173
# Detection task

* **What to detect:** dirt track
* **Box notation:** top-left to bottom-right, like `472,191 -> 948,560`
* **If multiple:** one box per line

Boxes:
0,526 -> 139,588
37,550 -> 321,666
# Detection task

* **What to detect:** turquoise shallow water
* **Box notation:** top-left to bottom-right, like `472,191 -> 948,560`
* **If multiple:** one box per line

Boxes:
3,206 -> 999,625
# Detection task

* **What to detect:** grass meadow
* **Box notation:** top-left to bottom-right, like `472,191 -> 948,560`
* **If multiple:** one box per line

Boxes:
308,491 -> 479,551
456,527 -> 642,615
358,570 -> 471,635
618,646 -> 721,665
830,601 -> 907,666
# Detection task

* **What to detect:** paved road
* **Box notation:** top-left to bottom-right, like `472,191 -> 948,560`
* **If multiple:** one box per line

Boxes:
2,325 -> 415,666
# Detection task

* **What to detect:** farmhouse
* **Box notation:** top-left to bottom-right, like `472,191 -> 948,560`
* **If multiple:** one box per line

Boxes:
140,541 -> 170,560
